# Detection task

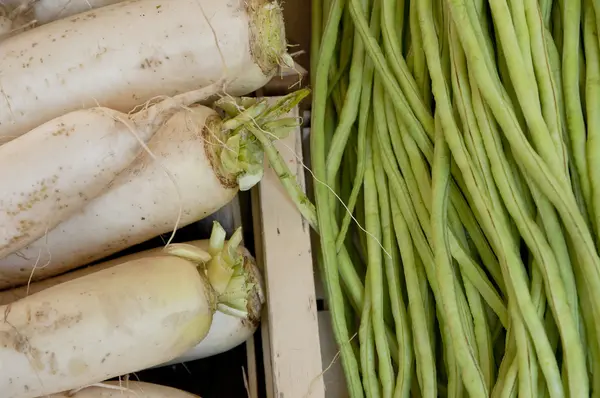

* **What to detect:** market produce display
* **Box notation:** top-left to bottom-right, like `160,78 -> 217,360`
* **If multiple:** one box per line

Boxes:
0,0 -> 303,395
285,0 -> 600,396
3,0 -> 598,395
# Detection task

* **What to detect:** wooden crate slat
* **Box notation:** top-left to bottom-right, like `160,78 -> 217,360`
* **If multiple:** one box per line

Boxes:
245,336 -> 259,398
252,100 -> 325,398
251,189 -> 275,398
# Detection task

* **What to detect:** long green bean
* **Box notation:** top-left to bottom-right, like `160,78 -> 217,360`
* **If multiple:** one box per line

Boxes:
469,76 -> 574,398
468,47 -> 587,396
349,0 -> 434,156
422,1 -> 569,395
585,0 -> 600,247
431,113 -> 487,396
382,74 -> 507,325
364,122 -> 394,398
562,0 -> 592,219
491,2 -> 582,338
311,0 -> 364,394
580,3 -> 600,379
380,0 -> 431,135
449,196 -> 495,389
449,0 -> 600,370
296,0 -> 600,396
360,275 -> 382,398
491,323 -> 517,398
335,59 -> 373,251
523,0 -> 569,176
440,318 -> 465,398
325,16 -> 366,197
373,135 -> 413,398
390,197 -> 437,398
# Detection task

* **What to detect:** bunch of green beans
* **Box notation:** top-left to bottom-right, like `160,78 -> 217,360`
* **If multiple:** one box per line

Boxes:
254,0 -> 600,396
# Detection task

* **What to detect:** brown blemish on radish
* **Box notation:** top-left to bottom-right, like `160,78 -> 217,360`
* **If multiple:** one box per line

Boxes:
52,123 -> 76,137
6,176 -> 60,221
0,330 -> 26,350
140,57 -> 163,69
4,232 -> 33,250
29,347 -> 44,370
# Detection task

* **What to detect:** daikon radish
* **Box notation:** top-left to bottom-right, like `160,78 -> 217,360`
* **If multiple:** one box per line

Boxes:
157,309 -> 257,366
0,239 -> 264,365
0,0 -> 289,141
0,84 -> 220,270
50,381 -> 200,397
0,223 -> 260,398
0,90 -> 308,288
9,0 -> 124,26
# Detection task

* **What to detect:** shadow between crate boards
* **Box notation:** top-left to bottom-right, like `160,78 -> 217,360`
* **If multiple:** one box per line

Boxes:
95,190 -> 266,398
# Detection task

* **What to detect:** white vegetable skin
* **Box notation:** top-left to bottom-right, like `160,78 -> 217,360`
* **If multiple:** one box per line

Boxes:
0,240 -> 264,366
0,106 -> 240,288
0,107 -> 159,264
15,0 -> 124,25
49,381 -> 200,397
0,256 -> 215,398
0,0 -> 287,141
156,309 -> 256,367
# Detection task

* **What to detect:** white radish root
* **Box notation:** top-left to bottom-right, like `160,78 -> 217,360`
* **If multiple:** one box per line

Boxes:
0,256 -> 212,398
0,83 -> 220,266
0,224 -> 257,397
0,88 -> 311,289
0,0 -> 288,141
0,104 -> 245,287
0,239 -> 265,366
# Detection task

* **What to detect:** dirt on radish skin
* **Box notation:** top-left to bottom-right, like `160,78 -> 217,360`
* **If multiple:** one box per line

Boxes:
0,240 -> 265,366
0,106 -> 168,263
0,0 -> 287,141
0,256 -> 215,398
0,106 -> 242,288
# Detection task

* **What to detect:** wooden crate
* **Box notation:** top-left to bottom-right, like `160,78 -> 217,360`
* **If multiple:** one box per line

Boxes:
247,93 -> 347,397
251,97 -> 324,398
246,2 -> 348,391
